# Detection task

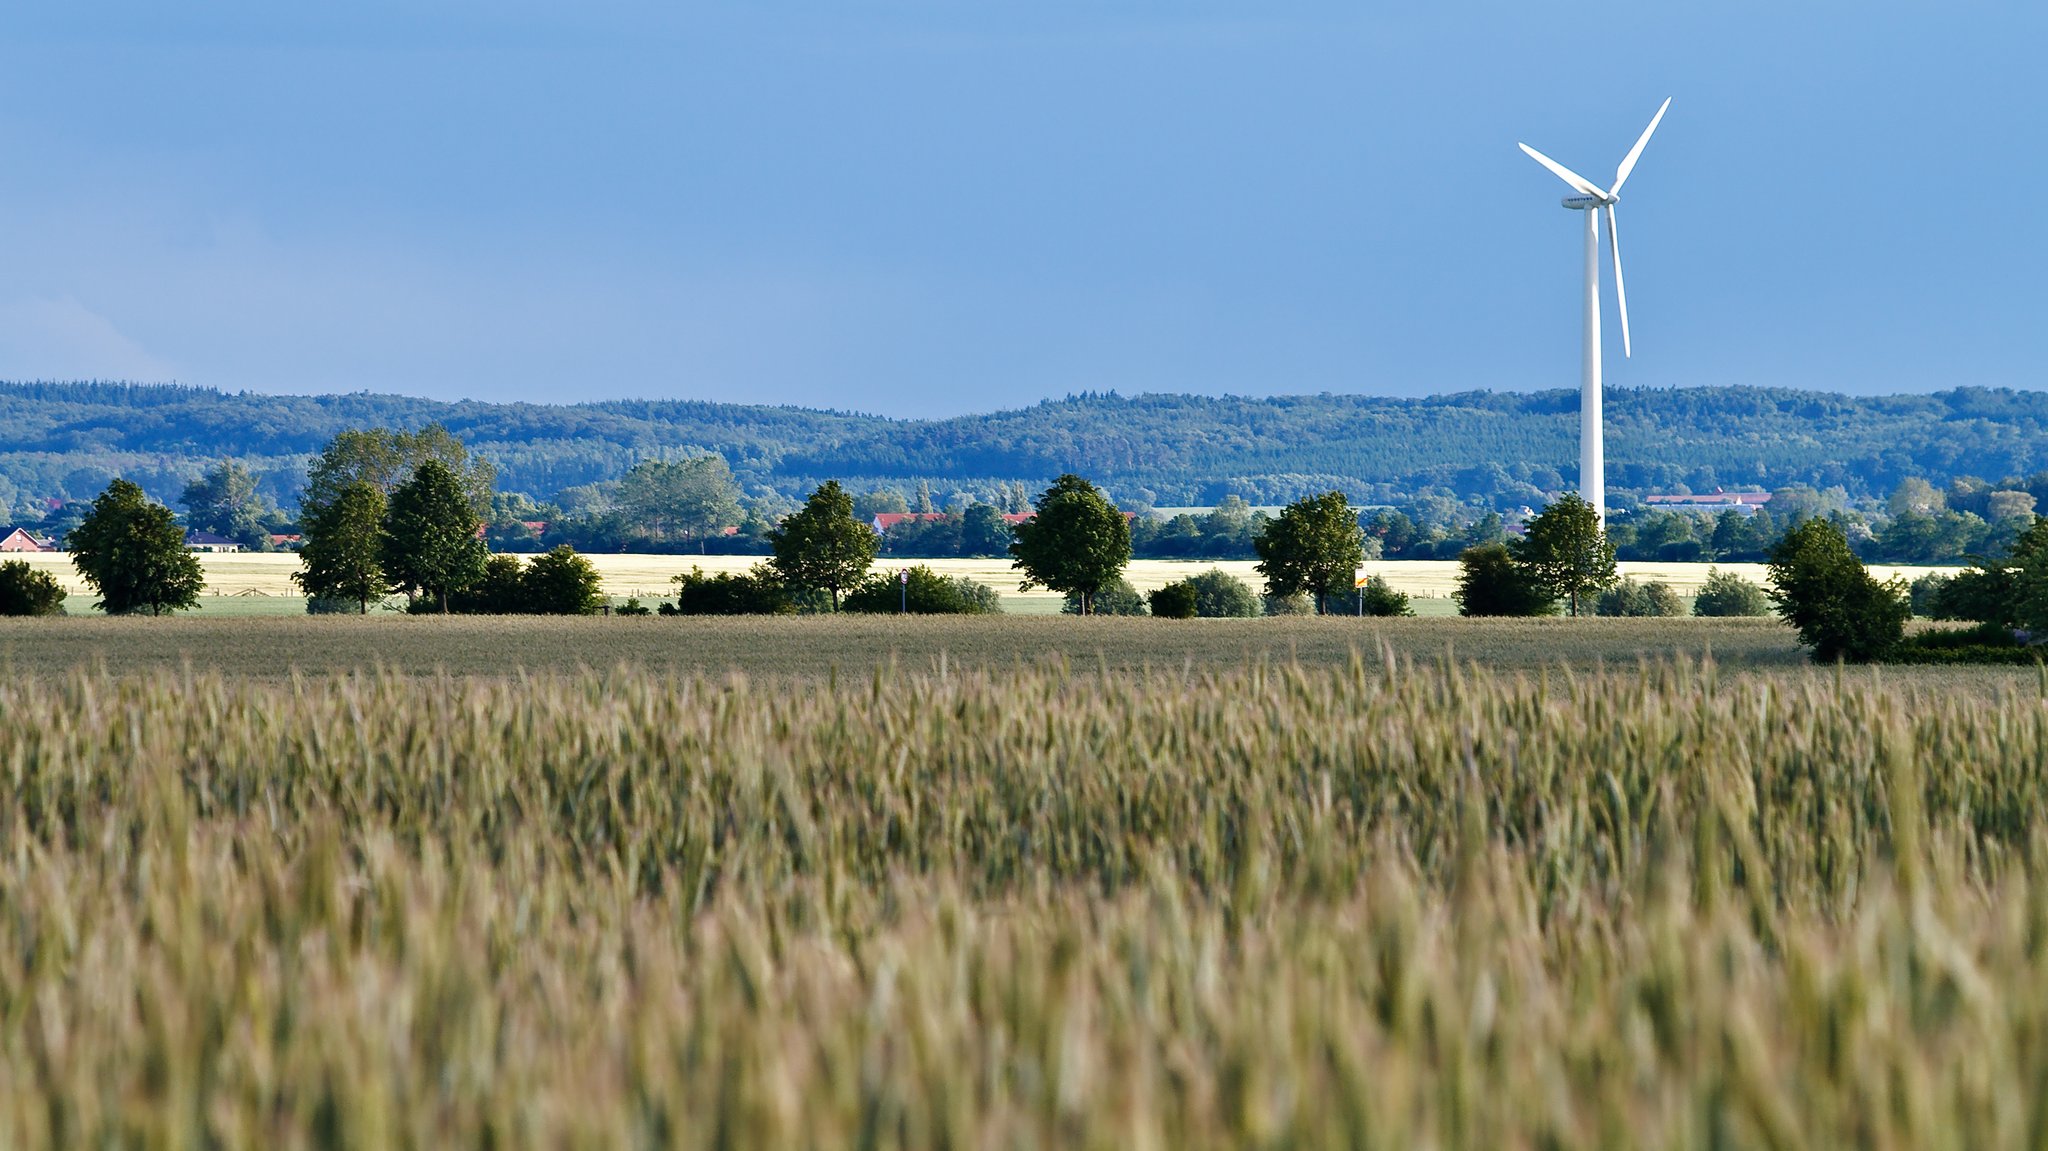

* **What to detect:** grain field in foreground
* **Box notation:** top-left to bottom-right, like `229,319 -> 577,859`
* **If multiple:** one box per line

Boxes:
4,657 -> 2048,1147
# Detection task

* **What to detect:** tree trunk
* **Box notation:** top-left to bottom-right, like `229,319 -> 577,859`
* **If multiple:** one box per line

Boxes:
439,589 -> 448,613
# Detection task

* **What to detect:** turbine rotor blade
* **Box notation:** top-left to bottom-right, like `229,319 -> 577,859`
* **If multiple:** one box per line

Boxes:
1610,97 -> 1671,197
1606,204 -> 1632,358
1518,142 -> 1606,199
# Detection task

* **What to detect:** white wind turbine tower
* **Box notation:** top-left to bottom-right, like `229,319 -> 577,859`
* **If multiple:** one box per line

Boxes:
1518,97 -> 1670,525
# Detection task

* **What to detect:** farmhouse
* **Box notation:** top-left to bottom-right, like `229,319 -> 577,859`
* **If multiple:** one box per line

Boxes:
184,530 -> 244,553
0,527 -> 53,552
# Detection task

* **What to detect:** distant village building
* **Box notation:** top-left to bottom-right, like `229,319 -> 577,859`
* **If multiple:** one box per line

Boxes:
870,512 -> 949,534
183,530 -> 244,553
1640,492 -> 1773,516
0,527 -> 53,552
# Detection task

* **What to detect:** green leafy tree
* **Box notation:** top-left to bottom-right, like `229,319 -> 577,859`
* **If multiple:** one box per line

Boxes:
1011,475 -> 1131,615
1356,574 -> 1414,617
1455,543 -> 1557,617
769,481 -> 879,610
303,425 -> 495,519
66,479 -> 205,616
614,457 -> 744,544
293,480 -> 390,614
1692,568 -> 1772,617
960,504 -> 1013,557
1253,492 -> 1366,615
180,461 -> 276,549
1766,518 -> 1910,663
1184,569 -> 1261,618
382,460 -> 489,613
521,546 -> 605,615
1926,516 -> 2048,631
1513,494 -> 1617,616
1147,581 -> 1199,619
0,560 -> 65,616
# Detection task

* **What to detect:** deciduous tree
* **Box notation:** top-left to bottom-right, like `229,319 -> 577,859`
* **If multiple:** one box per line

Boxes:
304,425 -> 495,519
66,479 -> 205,616
769,481 -> 878,610
1513,494 -> 1617,617
521,545 -> 605,615
382,460 -> 489,613
1766,518 -> 1909,662
180,461 -> 277,549
1010,475 -> 1131,615
293,480 -> 390,613
614,457 -> 743,544
1253,492 -> 1365,615
1455,543 -> 1556,617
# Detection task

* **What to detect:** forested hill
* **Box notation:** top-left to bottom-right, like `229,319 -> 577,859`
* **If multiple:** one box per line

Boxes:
3,380 -> 2046,513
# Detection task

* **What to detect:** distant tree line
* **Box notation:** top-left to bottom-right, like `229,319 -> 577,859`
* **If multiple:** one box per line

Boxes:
19,381 -> 2048,553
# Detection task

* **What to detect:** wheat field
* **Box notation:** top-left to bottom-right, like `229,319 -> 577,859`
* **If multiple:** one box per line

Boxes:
2,551 -> 1963,616
4,650 -> 2048,1147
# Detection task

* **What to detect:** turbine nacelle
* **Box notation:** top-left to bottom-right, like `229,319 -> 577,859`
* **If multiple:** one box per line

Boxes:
1518,96 -> 1671,360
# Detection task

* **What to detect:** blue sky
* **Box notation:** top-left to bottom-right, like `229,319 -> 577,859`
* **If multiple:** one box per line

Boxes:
0,2 -> 2040,416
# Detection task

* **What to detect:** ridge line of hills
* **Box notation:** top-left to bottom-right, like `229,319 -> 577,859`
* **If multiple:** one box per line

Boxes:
2,380 -> 2045,514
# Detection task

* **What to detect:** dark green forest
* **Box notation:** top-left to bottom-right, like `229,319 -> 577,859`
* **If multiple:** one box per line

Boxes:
4,380 -> 2046,519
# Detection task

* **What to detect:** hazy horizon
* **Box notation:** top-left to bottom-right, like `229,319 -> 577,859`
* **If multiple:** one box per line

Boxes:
2,3 -> 2043,417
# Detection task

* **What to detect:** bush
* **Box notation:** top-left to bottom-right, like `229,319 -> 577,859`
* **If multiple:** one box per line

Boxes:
0,560 -> 65,616
1147,581 -> 1199,619
615,597 -> 652,616
1767,519 -> 1910,663
1263,592 -> 1313,616
843,566 -> 1003,615
1595,578 -> 1683,617
1064,578 -> 1146,616
521,546 -> 605,615
1184,569 -> 1261,617
1920,566 -> 2019,628
1355,575 -> 1413,617
1691,568 -> 1771,617
448,554 -> 529,614
1890,623 -> 2039,665
1455,544 -> 1557,617
305,594 -> 364,615
670,565 -> 794,616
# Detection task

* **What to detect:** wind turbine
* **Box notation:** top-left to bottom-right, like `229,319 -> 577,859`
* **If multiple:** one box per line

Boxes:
1518,97 -> 1670,525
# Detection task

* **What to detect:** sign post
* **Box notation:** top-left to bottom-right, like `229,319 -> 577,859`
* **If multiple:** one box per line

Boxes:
899,568 -> 910,614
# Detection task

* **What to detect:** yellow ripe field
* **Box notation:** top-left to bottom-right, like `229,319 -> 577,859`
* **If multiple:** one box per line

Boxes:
5,550 -> 1963,615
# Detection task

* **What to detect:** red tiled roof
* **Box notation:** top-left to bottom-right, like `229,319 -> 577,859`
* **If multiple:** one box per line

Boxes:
871,512 -> 950,530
